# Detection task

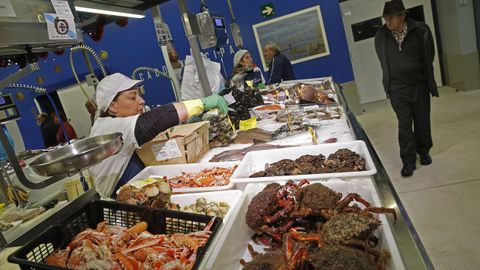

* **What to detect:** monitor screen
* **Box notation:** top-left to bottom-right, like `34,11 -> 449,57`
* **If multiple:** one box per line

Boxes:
213,18 -> 225,28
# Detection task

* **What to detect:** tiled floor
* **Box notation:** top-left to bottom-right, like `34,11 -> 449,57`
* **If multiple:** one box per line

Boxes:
357,87 -> 480,270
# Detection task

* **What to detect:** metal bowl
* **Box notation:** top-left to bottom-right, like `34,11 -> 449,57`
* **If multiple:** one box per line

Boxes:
29,133 -> 123,176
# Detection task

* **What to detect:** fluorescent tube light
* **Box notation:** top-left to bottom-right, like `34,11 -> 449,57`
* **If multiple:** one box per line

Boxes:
75,1 -> 145,19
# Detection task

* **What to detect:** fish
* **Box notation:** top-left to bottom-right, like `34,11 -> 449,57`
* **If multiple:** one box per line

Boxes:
209,144 -> 297,162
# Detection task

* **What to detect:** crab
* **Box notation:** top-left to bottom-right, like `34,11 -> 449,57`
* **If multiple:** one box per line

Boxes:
324,149 -> 366,172
241,232 -> 309,270
289,209 -> 395,251
245,180 -> 310,244
291,183 -> 397,223
308,244 -> 391,270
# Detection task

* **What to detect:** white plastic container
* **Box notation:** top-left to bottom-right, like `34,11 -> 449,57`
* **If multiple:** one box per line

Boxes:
128,162 -> 239,193
202,178 -> 405,270
170,190 -> 242,225
231,140 -> 376,184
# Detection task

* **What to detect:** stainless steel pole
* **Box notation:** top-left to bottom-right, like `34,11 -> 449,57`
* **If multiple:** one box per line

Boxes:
177,0 -> 212,96
152,6 -> 182,101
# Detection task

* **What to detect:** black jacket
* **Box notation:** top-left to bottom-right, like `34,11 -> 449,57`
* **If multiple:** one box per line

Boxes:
267,52 -> 295,84
374,18 -> 439,97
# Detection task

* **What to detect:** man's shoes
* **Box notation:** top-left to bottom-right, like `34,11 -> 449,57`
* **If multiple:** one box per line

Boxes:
420,154 -> 432,165
401,164 -> 416,177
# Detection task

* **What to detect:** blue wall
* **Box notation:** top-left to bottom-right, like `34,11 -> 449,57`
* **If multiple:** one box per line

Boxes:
0,0 -> 354,150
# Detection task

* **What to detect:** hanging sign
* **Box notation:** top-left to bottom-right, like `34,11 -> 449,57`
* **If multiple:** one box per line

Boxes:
44,13 -> 77,40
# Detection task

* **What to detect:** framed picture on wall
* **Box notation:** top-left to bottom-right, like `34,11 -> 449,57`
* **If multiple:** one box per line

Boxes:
253,5 -> 330,71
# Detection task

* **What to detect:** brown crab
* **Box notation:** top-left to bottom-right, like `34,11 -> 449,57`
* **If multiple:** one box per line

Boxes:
245,180 -> 309,244
241,232 -> 309,270
324,149 -> 366,172
290,182 -> 395,224
289,209 -> 395,251
308,244 -> 391,270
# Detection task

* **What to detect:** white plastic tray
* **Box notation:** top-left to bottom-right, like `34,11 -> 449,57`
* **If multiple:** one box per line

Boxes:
231,141 -> 376,184
170,190 -> 242,225
202,178 -> 405,270
128,162 -> 239,193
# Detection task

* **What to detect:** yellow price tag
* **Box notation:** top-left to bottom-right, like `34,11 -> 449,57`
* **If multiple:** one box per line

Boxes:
245,80 -> 254,88
227,115 -> 237,134
239,117 -> 257,131
309,127 -> 318,144
142,178 -> 157,185
286,108 -> 292,131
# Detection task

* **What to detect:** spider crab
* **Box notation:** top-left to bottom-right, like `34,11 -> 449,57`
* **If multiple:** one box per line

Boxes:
245,180 -> 310,245
291,182 -> 397,222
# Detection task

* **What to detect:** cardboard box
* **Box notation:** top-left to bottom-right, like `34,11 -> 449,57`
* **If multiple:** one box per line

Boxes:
136,121 -> 210,166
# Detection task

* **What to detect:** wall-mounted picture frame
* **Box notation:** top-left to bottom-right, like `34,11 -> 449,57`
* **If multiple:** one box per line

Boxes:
253,5 -> 330,71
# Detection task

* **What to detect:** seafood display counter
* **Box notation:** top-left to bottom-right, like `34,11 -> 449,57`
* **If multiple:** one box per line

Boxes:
1,79 -> 433,270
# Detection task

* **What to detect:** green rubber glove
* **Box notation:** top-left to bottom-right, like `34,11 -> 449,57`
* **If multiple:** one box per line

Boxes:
201,94 -> 229,114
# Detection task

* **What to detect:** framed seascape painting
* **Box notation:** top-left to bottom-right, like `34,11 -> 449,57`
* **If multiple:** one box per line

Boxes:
253,5 -> 330,70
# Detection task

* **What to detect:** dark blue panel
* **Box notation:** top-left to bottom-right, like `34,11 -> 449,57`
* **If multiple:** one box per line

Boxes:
0,0 -> 354,150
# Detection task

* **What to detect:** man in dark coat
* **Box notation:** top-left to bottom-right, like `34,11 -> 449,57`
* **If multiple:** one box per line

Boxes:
375,0 -> 439,177
264,42 -> 295,84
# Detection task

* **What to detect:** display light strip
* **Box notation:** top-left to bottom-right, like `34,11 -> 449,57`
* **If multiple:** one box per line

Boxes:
75,3 -> 145,19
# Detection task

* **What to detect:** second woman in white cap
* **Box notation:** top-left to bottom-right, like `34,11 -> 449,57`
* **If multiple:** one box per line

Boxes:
231,49 -> 265,90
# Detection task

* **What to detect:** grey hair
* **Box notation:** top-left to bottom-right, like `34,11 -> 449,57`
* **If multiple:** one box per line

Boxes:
265,42 -> 281,53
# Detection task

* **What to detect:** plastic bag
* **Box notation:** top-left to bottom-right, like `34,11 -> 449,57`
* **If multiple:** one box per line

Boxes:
180,53 -> 226,100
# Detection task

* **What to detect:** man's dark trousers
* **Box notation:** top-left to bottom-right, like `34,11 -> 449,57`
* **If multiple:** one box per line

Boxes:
389,83 -> 432,167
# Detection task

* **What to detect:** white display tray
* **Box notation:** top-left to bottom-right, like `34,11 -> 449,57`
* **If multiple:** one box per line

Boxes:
170,190 -> 242,226
202,178 -> 405,270
128,162 -> 239,193
231,141 -> 376,184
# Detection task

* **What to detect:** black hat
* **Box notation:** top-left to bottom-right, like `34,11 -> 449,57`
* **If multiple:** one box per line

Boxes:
382,0 -> 407,17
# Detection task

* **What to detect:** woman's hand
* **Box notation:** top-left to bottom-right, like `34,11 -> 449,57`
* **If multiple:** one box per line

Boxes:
179,94 -> 229,120
201,94 -> 228,114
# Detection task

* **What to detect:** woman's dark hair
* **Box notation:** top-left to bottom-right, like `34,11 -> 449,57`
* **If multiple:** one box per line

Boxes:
232,64 -> 246,76
99,92 -> 121,118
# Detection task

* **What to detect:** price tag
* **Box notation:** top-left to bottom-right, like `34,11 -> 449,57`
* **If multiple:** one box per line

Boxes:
141,178 -> 157,185
151,139 -> 182,161
309,127 -> 319,144
129,177 -> 160,189
245,80 -> 254,88
285,89 -> 290,97
239,117 -> 257,131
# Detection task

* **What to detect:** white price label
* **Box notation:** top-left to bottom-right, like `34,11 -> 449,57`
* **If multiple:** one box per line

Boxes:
151,140 -> 182,161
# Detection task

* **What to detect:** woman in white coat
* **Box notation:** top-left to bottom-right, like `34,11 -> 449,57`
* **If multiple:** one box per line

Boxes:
90,73 -> 228,198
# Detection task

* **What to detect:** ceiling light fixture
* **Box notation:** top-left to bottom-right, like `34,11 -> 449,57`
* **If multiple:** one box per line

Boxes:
74,1 -> 145,19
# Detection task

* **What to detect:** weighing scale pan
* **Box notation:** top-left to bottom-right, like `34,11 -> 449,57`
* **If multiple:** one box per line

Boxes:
29,133 -> 123,176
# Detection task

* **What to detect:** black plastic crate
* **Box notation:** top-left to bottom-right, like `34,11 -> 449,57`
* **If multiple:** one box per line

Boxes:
8,200 -> 222,270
